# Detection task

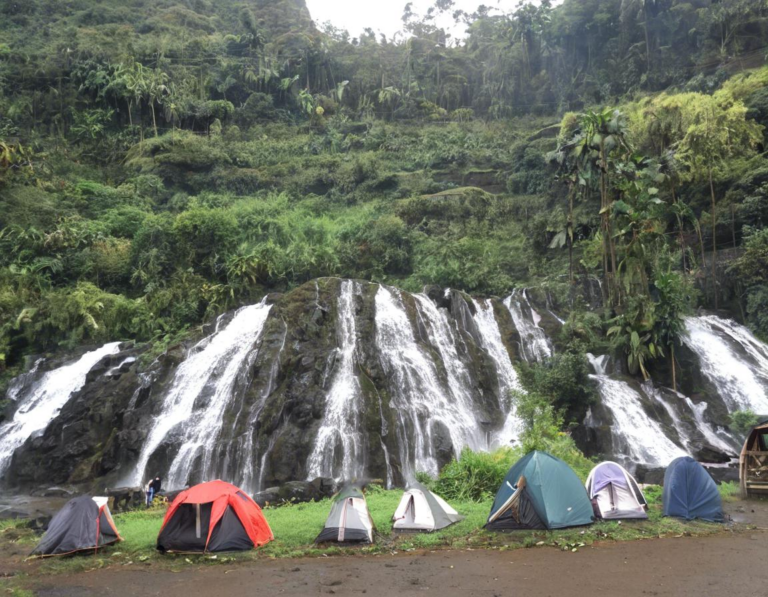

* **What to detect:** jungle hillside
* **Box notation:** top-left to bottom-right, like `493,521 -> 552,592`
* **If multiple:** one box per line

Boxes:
2,0 -> 768,394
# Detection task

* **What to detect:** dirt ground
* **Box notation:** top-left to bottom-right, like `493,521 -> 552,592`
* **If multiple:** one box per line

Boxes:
14,500 -> 768,597
26,531 -> 768,597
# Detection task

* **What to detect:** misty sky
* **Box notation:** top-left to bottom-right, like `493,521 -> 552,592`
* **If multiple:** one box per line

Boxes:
304,0 -> 501,40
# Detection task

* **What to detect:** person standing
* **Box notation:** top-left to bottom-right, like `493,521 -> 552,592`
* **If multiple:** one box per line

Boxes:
146,475 -> 162,506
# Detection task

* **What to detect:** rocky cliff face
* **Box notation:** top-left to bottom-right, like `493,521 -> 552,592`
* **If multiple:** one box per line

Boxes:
3,278 -> 524,492
3,278 -> 762,493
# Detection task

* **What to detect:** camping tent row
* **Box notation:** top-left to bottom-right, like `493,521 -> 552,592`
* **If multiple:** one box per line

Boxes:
31,479 -> 465,556
486,452 -> 724,531
31,455 -> 725,556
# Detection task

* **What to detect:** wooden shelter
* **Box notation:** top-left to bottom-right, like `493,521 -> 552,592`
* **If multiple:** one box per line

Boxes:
740,421 -> 768,498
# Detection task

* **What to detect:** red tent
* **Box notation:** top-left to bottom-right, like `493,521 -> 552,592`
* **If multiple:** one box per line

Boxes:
157,480 -> 273,553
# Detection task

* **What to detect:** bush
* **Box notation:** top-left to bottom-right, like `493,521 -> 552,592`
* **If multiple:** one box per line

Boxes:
433,447 -> 518,502
730,409 -> 759,438
517,352 -> 595,421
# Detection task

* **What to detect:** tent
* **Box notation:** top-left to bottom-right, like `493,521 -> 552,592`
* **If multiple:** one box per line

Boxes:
31,496 -> 121,557
315,485 -> 375,544
663,456 -> 724,522
585,461 -> 648,520
392,482 -> 464,531
157,480 -> 273,553
486,451 -> 594,530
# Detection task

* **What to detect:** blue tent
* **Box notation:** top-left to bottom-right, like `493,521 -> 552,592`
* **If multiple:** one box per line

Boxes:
486,451 -> 594,530
663,457 -> 724,522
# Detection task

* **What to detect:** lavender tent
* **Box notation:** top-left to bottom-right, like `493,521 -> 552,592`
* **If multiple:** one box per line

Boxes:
585,462 -> 648,520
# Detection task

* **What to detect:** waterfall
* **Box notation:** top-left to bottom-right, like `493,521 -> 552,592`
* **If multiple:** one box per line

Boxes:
683,315 -> 768,413
307,280 -> 366,481
374,285 -> 483,479
503,290 -> 552,363
471,299 -> 523,447
0,342 -> 121,476
132,301 -> 272,489
587,354 -> 687,467
683,397 -> 738,454
413,293 -> 477,422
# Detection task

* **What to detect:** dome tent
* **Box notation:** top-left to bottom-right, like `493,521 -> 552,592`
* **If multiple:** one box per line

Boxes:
486,451 -> 594,531
157,480 -> 273,553
663,457 -> 724,522
31,496 -> 121,557
315,484 -> 375,544
585,461 -> 648,520
392,482 -> 464,532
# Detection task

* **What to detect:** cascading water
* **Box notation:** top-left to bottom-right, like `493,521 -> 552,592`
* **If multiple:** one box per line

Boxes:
503,290 -> 552,363
374,285 -> 483,479
307,280 -> 366,481
0,342 -> 121,476
132,300 -> 272,489
587,354 -> 687,467
238,320 -> 287,494
683,315 -> 768,413
471,299 -> 524,447
413,294 -> 478,421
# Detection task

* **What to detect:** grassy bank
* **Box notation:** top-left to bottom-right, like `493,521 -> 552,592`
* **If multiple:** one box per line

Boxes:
1,483 -> 739,579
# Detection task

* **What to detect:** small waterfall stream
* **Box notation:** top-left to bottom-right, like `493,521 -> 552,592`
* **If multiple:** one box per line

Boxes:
683,315 -> 768,413
472,299 -> 524,447
307,280 -> 366,481
374,286 -> 483,479
132,301 -> 272,488
503,290 -> 552,363
587,354 -> 687,467
0,343 -> 121,476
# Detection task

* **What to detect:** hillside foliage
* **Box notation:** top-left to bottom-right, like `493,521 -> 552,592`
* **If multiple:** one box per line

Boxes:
1,0 -> 768,397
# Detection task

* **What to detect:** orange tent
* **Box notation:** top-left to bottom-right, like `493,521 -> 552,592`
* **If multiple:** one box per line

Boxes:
157,480 -> 273,553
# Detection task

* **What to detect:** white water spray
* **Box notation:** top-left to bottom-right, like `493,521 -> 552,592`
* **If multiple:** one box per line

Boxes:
132,301 -> 272,489
307,280 -> 366,481
0,343 -> 121,476
588,354 -> 687,467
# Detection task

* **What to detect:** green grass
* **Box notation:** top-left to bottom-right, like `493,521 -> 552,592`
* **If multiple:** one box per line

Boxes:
2,485 -> 733,579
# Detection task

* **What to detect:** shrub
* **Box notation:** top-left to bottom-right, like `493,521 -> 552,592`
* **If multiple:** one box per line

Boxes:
432,447 -> 518,502
730,409 -> 759,438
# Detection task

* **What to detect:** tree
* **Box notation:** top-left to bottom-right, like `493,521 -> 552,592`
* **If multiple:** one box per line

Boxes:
669,93 -> 762,307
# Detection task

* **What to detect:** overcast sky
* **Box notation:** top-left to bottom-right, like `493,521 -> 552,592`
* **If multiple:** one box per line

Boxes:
305,0 -> 503,40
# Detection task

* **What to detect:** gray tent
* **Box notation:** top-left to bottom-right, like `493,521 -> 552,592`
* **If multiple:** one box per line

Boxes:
315,485 -> 375,544
392,482 -> 464,531
31,496 -> 121,557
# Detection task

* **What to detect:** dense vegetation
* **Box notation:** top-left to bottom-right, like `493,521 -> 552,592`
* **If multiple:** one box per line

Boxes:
2,0 -> 768,409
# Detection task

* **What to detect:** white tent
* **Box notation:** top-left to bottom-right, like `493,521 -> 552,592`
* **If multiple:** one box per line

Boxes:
392,482 -> 464,532
585,461 -> 648,520
315,485 -> 375,544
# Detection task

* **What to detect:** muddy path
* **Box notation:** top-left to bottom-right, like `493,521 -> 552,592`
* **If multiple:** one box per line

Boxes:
26,529 -> 768,597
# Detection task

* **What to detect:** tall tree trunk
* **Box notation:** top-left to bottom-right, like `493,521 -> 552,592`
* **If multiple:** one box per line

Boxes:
127,99 -> 133,128
731,203 -> 737,249
568,183 -> 575,285
151,101 -> 158,137
670,343 -> 677,392
709,165 -> 718,309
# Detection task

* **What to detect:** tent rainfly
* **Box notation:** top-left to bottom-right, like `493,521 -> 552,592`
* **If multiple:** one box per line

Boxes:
585,461 -> 648,520
663,457 -> 724,522
31,496 -> 121,557
486,451 -> 594,531
315,485 -> 375,544
392,482 -> 464,531
157,480 -> 273,553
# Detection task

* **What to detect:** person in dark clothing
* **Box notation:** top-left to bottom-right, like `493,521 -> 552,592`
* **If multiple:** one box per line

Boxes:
146,476 -> 162,506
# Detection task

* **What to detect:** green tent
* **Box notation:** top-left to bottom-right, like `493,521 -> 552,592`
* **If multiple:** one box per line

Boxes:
486,451 -> 594,530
